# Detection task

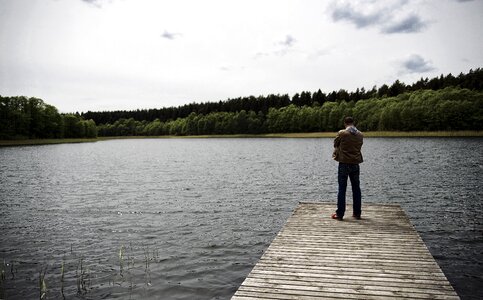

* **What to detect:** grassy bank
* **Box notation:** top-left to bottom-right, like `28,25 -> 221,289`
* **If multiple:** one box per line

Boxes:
1,131 -> 481,147
359,130 -> 483,137
241,131 -> 483,138
0,138 -> 99,147
100,130 -> 482,139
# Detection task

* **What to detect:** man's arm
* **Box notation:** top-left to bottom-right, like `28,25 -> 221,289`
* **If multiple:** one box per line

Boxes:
334,131 -> 341,148
332,131 -> 341,161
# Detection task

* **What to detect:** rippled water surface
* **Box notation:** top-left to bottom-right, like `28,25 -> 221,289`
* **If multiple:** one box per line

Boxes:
0,138 -> 482,299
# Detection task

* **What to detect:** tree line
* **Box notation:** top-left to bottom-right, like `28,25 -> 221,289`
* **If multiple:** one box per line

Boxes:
0,96 -> 97,139
1,68 -> 482,140
97,87 -> 482,136
83,68 -> 483,125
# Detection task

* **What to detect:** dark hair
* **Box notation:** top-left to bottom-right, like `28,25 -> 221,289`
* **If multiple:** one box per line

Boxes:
344,117 -> 354,125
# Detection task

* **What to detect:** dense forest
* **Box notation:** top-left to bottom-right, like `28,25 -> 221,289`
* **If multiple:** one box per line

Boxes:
96,87 -> 482,136
83,68 -> 483,125
0,68 -> 482,139
0,96 -> 97,139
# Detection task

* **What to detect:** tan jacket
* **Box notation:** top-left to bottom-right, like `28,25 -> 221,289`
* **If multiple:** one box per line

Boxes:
333,126 -> 363,164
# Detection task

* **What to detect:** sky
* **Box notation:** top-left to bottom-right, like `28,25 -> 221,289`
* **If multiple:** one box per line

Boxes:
0,0 -> 482,113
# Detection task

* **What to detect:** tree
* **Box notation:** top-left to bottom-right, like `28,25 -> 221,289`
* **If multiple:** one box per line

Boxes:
300,91 -> 312,106
312,89 -> 327,106
63,114 -> 82,138
291,93 -> 301,106
388,80 -> 406,97
378,84 -> 389,97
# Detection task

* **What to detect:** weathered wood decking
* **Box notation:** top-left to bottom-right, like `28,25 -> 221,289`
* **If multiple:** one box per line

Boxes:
232,202 -> 459,299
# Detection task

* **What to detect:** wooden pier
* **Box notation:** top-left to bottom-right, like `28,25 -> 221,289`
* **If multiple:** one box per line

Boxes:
232,202 -> 459,299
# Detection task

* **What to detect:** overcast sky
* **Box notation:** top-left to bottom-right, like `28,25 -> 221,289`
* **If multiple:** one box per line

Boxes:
1,0 -> 482,113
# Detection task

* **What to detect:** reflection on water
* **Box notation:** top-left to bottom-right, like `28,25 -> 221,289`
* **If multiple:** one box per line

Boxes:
0,138 -> 482,299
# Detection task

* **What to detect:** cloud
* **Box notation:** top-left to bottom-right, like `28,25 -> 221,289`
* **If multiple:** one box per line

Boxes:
80,0 -> 104,8
254,35 -> 297,58
401,54 -> 435,73
331,2 -> 384,28
329,0 -> 428,34
383,14 -> 427,33
161,30 -> 181,40
279,35 -> 296,47
253,52 -> 270,59
307,48 -> 333,60
219,65 -> 245,72
274,35 -> 296,56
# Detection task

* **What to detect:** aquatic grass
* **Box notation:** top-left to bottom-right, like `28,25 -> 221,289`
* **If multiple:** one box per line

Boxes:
39,267 -> 47,300
119,245 -> 125,276
76,257 -> 90,295
9,261 -> 15,280
76,258 -> 82,294
116,243 -> 161,290
0,260 -> 5,281
143,246 -> 152,287
1,244 -> 162,298
0,260 -> 6,299
127,243 -> 135,269
60,260 -> 65,298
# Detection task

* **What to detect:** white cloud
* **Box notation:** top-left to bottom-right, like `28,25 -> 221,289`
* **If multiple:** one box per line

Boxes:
161,30 -> 182,40
401,54 -> 435,74
382,14 -> 428,33
307,48 -> 333,61
80,0 -> 110,8
330,1 -> 386,29
329,0 -> 428,34
279,35 -> 296,47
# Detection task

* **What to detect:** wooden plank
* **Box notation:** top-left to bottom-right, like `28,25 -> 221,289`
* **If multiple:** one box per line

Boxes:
260,253 -> 439,265
232,203 -> 459,299
253,263 -> 449,278
240,278 -> 459,299
266,244 -> 429,251
247,273 -> 455,291
249,269 -> 452,285
236,284 -> 460,300
264,249 -> 435,260
252,265 -> 449,281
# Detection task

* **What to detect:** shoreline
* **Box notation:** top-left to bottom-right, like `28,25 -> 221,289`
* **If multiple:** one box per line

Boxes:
1,130 -> 481,147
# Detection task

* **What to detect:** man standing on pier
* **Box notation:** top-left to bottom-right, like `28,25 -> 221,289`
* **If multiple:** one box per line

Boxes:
331,117 -> 364,220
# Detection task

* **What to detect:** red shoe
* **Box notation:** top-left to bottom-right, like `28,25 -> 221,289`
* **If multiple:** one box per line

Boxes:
331,213 -> 343,220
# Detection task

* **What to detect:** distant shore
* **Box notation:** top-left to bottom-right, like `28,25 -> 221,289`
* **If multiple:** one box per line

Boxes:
0,138 -> 100,147
1,131 -> 482,147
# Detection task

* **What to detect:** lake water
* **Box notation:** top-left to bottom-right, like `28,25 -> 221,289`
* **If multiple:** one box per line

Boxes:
0,138 -> 482,299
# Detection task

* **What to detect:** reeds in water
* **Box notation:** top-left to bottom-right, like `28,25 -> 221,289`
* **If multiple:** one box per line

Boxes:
0,260 -> 6,299
76,257 -> 90,295
39,267 -> 47,300
2,243 -> 162,298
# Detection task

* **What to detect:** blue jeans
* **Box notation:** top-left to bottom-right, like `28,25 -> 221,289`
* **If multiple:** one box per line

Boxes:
337,163 -> 361,218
